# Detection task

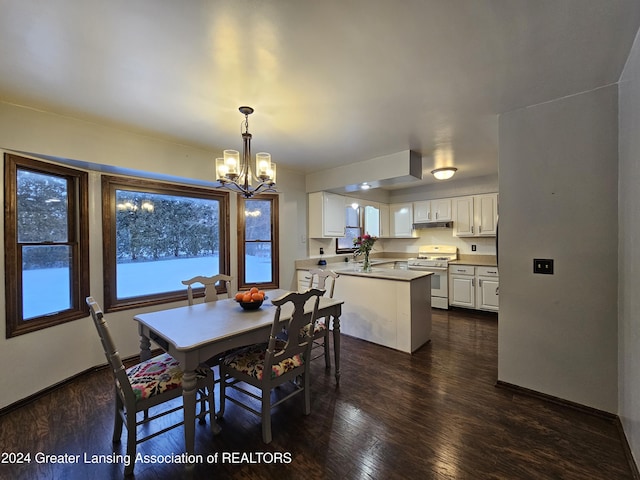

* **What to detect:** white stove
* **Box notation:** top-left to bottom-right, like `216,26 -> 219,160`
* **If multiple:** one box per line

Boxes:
408,245 -> 458,269
407,245 -> 457,309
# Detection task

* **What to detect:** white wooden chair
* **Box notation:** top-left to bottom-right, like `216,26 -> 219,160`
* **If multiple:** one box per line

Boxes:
218,289 -> 324,443
182,274 -> 233,304
307,268 -> 339,368
182,274 -> 235,410
86,297 -> 215,476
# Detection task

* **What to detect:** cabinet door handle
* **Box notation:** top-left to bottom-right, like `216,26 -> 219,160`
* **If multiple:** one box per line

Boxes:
435,211 -> 439,219
496,287 -> 499,295
479,225 -> 482,233
478,279 -> 482,287
471,226 -> 474,234
472,279 -> 475,287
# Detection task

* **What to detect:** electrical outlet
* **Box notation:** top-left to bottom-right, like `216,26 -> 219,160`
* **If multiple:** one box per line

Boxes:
319,247 -> 324,255
471,245 -> 477,252
533,259 -> 554,274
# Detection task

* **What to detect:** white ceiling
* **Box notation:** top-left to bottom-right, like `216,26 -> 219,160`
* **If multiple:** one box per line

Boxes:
0,0 -> 639,188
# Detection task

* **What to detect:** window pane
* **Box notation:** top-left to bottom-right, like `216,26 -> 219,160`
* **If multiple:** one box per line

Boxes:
337,227 -> 361,251
116,256 -> 220,298
22,245 -> 71,319
245,242 -> 272,283
238,194 -> 278,290
115,190 -> 221,299
244,200 -> 271,241
346,205 -> 359,226
17,169 -> 68,243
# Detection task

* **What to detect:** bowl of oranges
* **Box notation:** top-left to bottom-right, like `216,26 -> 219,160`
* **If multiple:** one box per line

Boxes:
235,287 -> 267,310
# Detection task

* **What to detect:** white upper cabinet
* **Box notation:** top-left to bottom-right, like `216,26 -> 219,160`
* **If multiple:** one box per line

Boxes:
453,193 -> 498,237
413,199 -> 452,223
389,203 -> 414,237
432,198 -> 452,221
413,201 -> 431,223
452,196 -> 474,236
308,191 -> 346,238
475,194 -> 498,236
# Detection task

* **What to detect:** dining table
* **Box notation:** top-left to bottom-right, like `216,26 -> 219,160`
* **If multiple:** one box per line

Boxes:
133,288 -> 344,456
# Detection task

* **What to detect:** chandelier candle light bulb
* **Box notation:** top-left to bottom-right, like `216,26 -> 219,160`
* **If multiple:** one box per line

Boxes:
224,150 -> 240,176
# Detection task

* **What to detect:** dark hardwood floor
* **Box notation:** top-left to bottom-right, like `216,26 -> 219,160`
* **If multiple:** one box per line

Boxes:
0,308 -> 634,480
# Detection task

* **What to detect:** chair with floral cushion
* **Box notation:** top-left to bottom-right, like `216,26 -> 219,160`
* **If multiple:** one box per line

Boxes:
182,274 -> 235,411
306,268 -> 339,368
218,288 -> 324,443
86,297 -> 215,476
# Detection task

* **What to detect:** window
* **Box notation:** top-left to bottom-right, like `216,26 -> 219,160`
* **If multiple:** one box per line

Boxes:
4,154 -> 89,337
237,194 -> 279,290
336,204 -> 362,253
102,176 -> 229,311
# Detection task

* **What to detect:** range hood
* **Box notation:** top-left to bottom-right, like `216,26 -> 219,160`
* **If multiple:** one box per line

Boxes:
412,221 -> 453,229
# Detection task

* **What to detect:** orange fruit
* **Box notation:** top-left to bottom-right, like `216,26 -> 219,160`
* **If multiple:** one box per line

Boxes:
250,287 -> 259,294
242,293 -> 252,302
258,290 -> 265,297
235,292 -> 244,301
251,292 -> 264,302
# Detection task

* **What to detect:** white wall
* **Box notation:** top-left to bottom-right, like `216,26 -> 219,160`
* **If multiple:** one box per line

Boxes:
618,28 -> 640,465
0,101 -> 307,409
498,85 -> 619,412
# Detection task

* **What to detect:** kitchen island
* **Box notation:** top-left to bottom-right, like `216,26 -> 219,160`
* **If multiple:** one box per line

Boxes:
328,266 -> 432,353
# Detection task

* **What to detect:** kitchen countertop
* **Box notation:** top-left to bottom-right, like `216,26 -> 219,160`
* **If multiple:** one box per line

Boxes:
330,266 -> 432,282
296,258 -> 429,281
294,255 -> 411,271
449,255 -> 498,267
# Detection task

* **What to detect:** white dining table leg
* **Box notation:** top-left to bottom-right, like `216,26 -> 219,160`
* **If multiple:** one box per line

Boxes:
182,370 -> 197,456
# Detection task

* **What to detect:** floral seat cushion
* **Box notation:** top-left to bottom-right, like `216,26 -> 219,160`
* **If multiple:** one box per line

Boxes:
222,343 -> 304,381
283,320 -> 325,340
303,319 -> 327,336
126,353 -> 209,401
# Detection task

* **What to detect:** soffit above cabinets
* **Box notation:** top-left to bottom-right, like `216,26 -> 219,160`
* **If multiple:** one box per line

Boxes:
306,150 -> 422,193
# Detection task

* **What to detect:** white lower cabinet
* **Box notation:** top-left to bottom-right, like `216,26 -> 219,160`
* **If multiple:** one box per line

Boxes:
297,270 -> 315,292
476,266 -> 499,311
449,265 -> 499,312
449,265 -> 476,309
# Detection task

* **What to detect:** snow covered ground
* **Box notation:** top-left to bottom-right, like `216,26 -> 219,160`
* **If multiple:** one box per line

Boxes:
22,255 -> 272,319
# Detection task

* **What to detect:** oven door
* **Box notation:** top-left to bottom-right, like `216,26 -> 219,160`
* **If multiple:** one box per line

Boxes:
408,266 -> 448,301
427,268 -> 448,299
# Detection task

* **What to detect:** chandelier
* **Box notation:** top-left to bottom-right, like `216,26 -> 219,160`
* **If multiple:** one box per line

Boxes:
215,106 -> 277,197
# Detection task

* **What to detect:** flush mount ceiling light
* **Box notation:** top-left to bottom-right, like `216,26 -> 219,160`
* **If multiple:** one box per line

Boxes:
431,167 -> 457,180
215,106 -> 277,197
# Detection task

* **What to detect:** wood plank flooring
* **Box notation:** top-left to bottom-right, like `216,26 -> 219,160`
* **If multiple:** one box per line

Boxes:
0,308 -> 634,479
